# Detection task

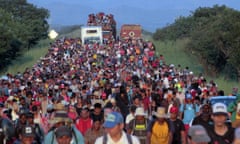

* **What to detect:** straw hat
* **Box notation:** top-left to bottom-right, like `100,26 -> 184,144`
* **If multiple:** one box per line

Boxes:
153,107 -> 168,118
53,103 -> 67,111
49,111 -> 72,124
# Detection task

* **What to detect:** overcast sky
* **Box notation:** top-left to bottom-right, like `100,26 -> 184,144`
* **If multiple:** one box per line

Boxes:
27,0 -> 240,32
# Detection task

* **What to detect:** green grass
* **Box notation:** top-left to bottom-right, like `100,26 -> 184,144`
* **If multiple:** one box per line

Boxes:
0,29 -> 81,76
154,39 -> 203,74
153,38 -> 239,94
1,38 -> 52,75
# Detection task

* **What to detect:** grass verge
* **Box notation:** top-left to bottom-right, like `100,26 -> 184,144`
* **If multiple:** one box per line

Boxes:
153,38 -> 239,94
1,38 -> 51,75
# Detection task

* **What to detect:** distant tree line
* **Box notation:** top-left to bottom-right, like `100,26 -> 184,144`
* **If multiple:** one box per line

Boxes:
153,5 -> 240,81
0,0 -> 49,70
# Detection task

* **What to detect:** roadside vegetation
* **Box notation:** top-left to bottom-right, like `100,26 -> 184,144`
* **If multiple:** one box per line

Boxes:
153,5 -> 240,82
154,39 -> 238,95
0,0 -> 49,71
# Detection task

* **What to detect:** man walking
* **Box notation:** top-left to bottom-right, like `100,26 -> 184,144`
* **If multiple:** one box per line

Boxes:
169,106 -> 186,144
208,102 -> 235,144
95,111 -> 140,144
127,107 -> 148,144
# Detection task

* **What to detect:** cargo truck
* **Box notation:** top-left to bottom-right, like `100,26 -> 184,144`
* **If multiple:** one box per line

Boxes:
120,24 -> 142,40
81,26 -> 103,44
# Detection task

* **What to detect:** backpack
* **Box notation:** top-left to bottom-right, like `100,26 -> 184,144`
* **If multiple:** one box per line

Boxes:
132,119 -> 148,134
102,133 -> 132,144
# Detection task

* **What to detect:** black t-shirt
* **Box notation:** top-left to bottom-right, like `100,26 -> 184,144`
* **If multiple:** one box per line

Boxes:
192,115 -> 212,130
171,119 -> 185,144
90,112 -> 104,122
208,125 -> 235,144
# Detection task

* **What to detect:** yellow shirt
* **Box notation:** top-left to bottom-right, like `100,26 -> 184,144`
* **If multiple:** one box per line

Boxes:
151,121 -> 169,144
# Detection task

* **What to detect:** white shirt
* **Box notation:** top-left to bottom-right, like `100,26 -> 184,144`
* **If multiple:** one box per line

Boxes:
95,131 -> 140,144
125,113 -> 135,124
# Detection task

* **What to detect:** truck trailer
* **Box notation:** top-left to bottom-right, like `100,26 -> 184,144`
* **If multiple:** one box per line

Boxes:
120,24 -> 142,40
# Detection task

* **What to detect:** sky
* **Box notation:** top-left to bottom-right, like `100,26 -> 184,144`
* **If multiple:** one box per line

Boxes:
27,0 -> 240,32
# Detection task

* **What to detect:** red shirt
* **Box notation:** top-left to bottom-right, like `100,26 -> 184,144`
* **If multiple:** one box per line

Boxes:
75,118 -> 93,135
143,96 -> 150,111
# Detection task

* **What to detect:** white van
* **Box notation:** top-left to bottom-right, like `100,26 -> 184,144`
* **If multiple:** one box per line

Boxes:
81,26 -> 103,45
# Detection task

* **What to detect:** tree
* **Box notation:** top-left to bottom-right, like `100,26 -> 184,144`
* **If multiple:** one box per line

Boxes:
0,0 -> 49,70
153,5 -> 240,81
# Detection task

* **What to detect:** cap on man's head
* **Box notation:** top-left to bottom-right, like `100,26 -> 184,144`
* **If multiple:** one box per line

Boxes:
55,126 -> 72,138
185,93 -> 192,99
188,125 -> 210,143
21,125 -> 35,137
170,106 -> 179,114
103,112 -> 123,128
212,102 -> 228,115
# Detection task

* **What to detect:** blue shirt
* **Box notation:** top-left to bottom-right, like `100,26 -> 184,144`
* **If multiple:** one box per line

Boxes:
180,103 -> 200,124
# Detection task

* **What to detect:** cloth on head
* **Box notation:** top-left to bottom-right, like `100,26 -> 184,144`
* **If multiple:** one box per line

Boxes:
134,107 -> 146,116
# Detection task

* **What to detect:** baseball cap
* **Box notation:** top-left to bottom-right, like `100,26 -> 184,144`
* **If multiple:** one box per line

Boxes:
188,125 -> 211,143
21,125 -> 35,137
103,112 -> 123,128
55,126 -> 72,138
185,93 -> 192,99
170,106 -> 179,113
212,102 -> 228,115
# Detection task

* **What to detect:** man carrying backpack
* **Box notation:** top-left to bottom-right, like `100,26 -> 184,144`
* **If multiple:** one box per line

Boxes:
95,111 -> 140,144
126,107 -> 148,144
44,103 -> 84,144
179,93 -> 200,133
146,107 -> 174,144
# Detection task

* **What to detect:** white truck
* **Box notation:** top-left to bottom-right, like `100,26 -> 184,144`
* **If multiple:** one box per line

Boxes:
81,26 -> 103,44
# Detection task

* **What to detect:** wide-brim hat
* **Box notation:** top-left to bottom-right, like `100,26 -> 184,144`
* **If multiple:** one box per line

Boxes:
49,111 -> 72,124
53,103 -> 67,111
153,107 -> 169,118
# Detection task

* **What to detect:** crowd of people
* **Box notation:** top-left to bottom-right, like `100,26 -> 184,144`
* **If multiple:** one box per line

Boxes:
0,35 -> 239,144
87,12 -> 117,41
87,12 -> 116,28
